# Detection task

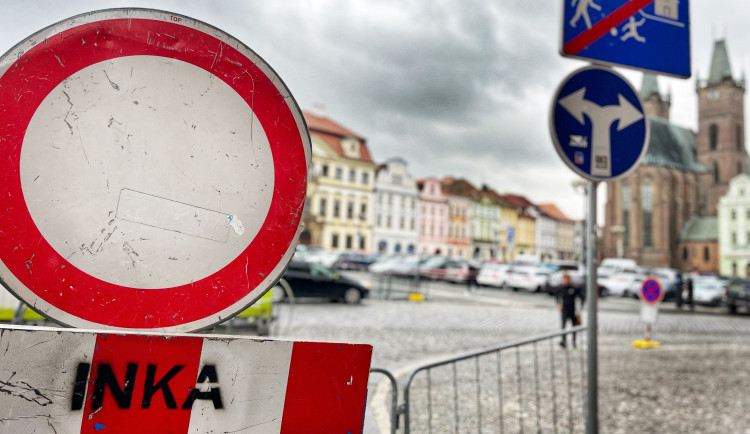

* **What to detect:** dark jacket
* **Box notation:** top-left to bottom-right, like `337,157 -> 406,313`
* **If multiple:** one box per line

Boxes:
556,285 -> 585,316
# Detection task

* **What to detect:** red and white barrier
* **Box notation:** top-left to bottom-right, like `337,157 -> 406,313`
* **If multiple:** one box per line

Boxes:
0,325 -> 372,433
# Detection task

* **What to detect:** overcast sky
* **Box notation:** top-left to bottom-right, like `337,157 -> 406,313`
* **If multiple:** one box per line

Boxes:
0,1 -> 747,223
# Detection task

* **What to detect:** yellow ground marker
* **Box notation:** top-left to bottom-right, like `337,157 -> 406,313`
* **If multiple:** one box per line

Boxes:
632,339 -> 661,349
407,293 -> 425,302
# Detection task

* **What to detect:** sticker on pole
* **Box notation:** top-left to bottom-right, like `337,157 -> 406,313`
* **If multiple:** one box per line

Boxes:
0,9 -> 311,331
560,0 -> 690,78
549,65 -> 649,181
640,277 -> 664,305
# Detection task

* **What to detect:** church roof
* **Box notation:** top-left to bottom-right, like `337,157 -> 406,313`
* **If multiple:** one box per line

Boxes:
640,74 -> 660,99
680,216 -> 718,242
708,39 -> 733,85
642,117 -> 706,173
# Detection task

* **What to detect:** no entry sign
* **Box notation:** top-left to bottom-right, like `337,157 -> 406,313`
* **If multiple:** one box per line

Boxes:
0,9 -> 311,331
0,325 -> 372,433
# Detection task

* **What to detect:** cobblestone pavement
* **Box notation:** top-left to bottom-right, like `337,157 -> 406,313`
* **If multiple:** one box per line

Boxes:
236,290 -> 750,433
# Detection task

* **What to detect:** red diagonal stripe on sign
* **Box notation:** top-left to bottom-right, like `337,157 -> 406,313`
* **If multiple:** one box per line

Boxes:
563,0 -> 655,55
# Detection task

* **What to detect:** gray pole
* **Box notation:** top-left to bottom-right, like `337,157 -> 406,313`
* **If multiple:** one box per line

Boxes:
586,180 -> 598,433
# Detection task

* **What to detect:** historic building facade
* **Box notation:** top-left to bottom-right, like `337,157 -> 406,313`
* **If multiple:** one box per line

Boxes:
603,39 -> 744,271
373,157 -> 420,255
441,177 -> 474,258
718,174 -> 750,277
417,177 -> 449,255
302,111 -> 377,251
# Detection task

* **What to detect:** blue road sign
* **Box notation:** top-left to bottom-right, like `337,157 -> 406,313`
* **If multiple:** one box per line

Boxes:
561,0 -> 690,78
640,277 -> 663,304
507,226 -> 515,244
549,66 -> 649,182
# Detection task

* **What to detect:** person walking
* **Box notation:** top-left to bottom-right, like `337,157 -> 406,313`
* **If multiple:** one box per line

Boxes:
557,273 -> 585,348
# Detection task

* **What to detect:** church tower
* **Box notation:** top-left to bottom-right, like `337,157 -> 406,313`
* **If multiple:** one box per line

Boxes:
696,39 -> 747,215
640,74 -> 671,120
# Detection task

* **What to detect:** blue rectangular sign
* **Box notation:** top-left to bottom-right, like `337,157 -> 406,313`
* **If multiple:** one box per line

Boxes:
561,0 -> 690,78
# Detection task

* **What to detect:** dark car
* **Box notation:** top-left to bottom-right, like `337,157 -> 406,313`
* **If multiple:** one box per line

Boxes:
332,252 -> 377,271
724,278 -> 750,314
281,261 -> 369,304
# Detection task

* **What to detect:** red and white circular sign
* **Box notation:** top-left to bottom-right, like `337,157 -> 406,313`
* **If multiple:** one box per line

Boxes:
0,9 -> 310,331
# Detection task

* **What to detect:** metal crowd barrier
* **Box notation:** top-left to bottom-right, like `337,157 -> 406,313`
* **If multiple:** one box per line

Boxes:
371,272 -> 435,300
371,326 -> 588,434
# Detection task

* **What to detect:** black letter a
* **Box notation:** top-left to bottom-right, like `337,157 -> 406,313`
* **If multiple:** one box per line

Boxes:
182,365 -> 223,409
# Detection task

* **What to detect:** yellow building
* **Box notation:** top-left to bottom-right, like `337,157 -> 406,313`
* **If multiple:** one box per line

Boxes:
302,111 -> 377,252
502,194 -> 537,257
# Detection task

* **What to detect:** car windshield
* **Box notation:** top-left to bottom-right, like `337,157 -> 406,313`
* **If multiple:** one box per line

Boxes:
422,257 -> 446,268
694,279 -> 723,292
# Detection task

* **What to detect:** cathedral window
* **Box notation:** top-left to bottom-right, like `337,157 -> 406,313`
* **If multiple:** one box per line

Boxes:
713,162 -> 720,184
709,124 -> 718,150
703,246 -> 710,262
641,179 -> 653,247
682,247 -> 688,261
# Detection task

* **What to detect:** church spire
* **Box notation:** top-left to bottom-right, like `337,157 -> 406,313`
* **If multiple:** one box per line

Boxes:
707,39 -> 734,85
640,73 -> 660,99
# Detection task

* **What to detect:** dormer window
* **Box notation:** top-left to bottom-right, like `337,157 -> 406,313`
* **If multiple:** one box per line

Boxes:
341,137 -> 360,159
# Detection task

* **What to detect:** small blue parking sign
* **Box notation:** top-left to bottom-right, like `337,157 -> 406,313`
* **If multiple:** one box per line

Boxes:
549,65 -> 649,181
561,0 -> 690,78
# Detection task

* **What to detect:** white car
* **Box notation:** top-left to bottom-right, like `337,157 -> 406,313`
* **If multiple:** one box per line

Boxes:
477,262 -> 511,288
508,266 -> 552,292
600,268 -> 641,297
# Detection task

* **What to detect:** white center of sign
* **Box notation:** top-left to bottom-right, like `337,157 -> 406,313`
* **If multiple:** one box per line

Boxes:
20,55 -> 274,289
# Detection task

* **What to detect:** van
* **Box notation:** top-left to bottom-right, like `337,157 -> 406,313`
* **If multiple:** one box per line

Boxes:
597,258 -> 637,279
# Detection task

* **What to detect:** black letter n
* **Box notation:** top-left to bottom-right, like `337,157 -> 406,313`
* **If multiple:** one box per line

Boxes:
92,363 -> 138,410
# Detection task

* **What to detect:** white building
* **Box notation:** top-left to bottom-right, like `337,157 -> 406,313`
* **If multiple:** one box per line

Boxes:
718,174 -> 750,277
373,157 -> 420,255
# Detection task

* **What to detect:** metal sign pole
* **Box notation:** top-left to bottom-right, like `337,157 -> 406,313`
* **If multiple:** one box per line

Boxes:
586,180 -> 598,434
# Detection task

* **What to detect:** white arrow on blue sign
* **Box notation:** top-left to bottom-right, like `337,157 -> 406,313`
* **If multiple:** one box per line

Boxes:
549,65 -> 650,181
561,0 -> 690,78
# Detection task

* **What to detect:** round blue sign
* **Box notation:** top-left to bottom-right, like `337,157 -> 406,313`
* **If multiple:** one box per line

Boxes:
640,278 -> 663,305
549,65 -> 649,181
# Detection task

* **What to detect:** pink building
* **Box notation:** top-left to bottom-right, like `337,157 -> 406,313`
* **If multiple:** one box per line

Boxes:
417,177 -> 449,255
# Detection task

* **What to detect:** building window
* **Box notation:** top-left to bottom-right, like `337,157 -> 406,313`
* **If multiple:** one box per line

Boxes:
732,232 -> 737,245
345,235 -> 353,249
388,194 -> 392,205
732,210 -> 737,220
387,216 -> 392,228
376,214 -> 382,227
359,236 -> 365,250
333,200 -> 340,218
335,167 -> 343,180
321,165 -> 329,177
733,262 -> 738,276
641,178 -> 653,247
709,123 -> 718,150
747,209 -> 750,219
362,172 -> 369,184
349,170 -> 356,182
746,232 -> 750,244
332,234 -> 339,248
622,180 -> 630,248
682,247 -> 688,261
319,198 -> 327,217
360,203 -> 367,218
400,217 -> 405,230
713,162 -> 719,184
392,175 -> 403,185
347,202 -> 354,219
410,218 -> 415,230
704,246 -> 710,262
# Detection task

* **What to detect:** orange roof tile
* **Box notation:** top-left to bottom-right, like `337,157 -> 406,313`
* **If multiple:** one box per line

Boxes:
303,110 -> 373,163
537,203 -> 574,223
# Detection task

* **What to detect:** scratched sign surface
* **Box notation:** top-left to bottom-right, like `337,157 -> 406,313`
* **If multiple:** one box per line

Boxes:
0,9 -> 311,331
0,325 -> 372,433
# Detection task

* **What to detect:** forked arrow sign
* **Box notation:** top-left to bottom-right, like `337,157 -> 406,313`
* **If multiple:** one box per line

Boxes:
558,87 -> 643,177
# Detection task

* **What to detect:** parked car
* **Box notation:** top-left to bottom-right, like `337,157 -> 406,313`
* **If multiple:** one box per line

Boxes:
281,261 -> 369,304
600,268 -> 641,297
597,258 -> 637,280
332,252 -> 377,270
419,256 -> 479,283
692,276 -> 727,307
544,269 -> 608,296
724,278 -> 750,314
507,266 -> 552,292
369,254 -> 402,274
477,262 -> 511,288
